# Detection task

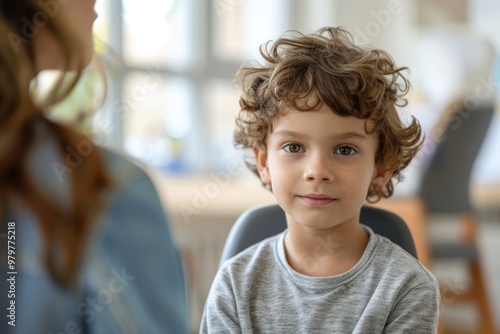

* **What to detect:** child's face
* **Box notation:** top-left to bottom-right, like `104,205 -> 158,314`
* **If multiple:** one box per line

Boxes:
254,104 -> 391,231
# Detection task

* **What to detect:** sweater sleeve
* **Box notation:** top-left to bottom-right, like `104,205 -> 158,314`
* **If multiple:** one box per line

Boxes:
383,281 -> 440,334
199,267 -> 242,334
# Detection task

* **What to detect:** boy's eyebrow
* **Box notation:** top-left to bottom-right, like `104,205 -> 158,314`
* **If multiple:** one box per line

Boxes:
338,132 -> 369,140
273,130 -> 368,140
273,130 -> 308,139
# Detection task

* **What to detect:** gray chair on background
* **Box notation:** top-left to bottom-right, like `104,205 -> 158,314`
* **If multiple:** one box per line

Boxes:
418,102 -> 496,333
219,203 -> 417,266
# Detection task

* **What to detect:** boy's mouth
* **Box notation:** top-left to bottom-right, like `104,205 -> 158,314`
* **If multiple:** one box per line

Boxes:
299,194 -> 336,205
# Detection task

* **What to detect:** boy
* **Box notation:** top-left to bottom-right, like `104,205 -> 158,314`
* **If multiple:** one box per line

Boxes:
201,27 -> 439,333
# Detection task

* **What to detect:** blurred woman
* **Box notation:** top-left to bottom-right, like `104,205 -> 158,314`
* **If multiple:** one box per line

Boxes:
0,1 -> 189,333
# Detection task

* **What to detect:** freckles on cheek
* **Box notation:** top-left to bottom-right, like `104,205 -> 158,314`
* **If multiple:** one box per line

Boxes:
338,168 -> 371,190
270,162 -> 294,183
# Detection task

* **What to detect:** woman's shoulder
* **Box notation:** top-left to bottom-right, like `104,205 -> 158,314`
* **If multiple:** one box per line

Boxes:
92,146 -> 169,229
98,146 -> 150,186
96,146 -> 164,206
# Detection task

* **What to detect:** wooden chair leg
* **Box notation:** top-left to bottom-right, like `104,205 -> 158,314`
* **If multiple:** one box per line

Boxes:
458,213 -> 496,333
470,261 -> 496,334
436,317 -> 445,334
459,212 -> 478,245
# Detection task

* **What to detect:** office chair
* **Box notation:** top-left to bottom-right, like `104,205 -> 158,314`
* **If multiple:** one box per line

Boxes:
418,102 -> 496,333
219,203 -> 417,266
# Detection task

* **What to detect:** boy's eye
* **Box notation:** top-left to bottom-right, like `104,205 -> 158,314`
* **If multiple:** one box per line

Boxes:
283,144 -> 304,153
336,146 -> 356,155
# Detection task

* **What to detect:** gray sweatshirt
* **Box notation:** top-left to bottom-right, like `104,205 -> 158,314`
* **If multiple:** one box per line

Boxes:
200,227 -> 439,333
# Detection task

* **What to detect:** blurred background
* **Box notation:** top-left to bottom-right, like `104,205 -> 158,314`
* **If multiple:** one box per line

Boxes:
46,0 -> 500,333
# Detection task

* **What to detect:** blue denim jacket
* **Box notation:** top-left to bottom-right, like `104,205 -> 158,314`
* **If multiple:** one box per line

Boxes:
1,138 -> 189,334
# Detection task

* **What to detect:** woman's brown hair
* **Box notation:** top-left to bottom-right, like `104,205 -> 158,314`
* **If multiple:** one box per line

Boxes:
234,26 -> 423,202
0,0 -> 112,286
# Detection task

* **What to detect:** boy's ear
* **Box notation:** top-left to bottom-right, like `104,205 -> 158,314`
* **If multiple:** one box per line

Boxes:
253,147 -> 271,185
371,164 -> 393,193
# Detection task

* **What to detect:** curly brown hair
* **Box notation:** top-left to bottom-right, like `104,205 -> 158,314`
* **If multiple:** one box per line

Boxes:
234,26 -> 423,202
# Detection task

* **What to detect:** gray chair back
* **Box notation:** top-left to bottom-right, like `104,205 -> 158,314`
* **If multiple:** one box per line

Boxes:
418,102 -> 494,213
219,204 -> 417,266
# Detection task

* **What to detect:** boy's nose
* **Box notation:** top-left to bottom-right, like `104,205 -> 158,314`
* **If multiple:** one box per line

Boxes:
303,154 -> 334,182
